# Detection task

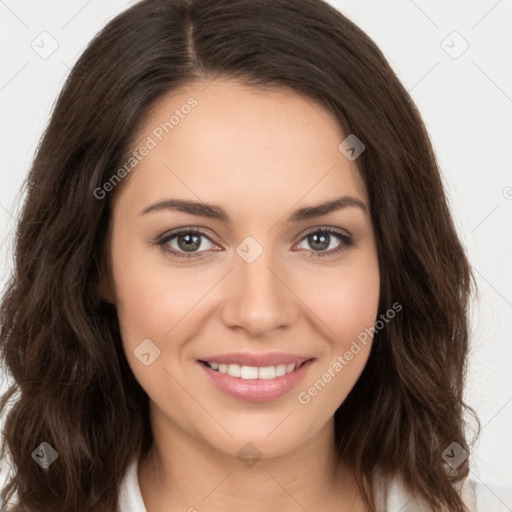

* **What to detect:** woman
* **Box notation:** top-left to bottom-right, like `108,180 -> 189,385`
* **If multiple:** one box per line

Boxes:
1,0 -> 510,511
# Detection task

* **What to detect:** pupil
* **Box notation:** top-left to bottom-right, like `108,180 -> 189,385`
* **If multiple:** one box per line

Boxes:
178,233 -> 200,252
310,233 -> 329,251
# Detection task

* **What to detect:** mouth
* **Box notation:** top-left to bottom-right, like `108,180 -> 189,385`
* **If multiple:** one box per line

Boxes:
197,353 -> 315,402
199,359 -> 311,380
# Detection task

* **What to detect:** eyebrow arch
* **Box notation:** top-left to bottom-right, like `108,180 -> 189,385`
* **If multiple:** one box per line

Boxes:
139,195 -> 368,222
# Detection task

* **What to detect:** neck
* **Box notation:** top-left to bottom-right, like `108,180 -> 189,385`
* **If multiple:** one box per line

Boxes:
137,407 -> 372,512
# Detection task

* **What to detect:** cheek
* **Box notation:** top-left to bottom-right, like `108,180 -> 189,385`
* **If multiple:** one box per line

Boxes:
296,258 -> 380,412
110,233 -> 195,339
306,259 -> 380,347
337,275 -> 379,344
110,235 -> 196,395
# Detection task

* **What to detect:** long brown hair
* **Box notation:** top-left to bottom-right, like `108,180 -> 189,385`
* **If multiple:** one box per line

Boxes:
0,0 -> 479,510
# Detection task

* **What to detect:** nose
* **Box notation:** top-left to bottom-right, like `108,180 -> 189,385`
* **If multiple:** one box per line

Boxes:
220,245 -> 299,338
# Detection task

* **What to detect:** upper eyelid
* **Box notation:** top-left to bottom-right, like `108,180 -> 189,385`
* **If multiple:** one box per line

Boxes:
298,225 -> 351,238
159,227 -> 218,245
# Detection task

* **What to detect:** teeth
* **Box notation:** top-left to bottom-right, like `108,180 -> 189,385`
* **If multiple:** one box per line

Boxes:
275,365 -> 287,377
258,366 -> 276,379
227,364 -> 241,378
206,362 -> 297,379
240,365 -> 258,379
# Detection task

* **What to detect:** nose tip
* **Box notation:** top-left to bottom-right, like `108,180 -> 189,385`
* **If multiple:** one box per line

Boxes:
220,254 -> 297,337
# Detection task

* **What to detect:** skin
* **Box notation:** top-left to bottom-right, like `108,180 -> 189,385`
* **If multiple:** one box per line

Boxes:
104,78 -> 380,511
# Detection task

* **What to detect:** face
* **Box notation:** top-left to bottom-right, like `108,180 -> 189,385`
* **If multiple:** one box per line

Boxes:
105,78 -> 380,460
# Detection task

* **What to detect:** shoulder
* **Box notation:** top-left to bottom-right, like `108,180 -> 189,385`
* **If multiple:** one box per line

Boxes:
372,470 -> 512,512
118,456 -> 147,512
461,477 -> 512,512
0,456 -> 146,512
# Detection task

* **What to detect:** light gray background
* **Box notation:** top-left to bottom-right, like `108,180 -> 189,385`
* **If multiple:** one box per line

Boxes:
1,0 -> 511,492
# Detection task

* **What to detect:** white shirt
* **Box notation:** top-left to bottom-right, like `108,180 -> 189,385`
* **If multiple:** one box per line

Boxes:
118,456 -> 512,511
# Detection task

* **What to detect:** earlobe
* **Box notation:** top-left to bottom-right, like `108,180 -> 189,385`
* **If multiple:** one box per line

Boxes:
98,250 -> 116,304
98,223 -> 116,304
98,272 -> 115,304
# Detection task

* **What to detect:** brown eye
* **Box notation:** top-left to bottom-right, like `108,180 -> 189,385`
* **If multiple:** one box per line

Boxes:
157,229 -> 216,259
175,233 -> 202,252
295,227 -> 353,258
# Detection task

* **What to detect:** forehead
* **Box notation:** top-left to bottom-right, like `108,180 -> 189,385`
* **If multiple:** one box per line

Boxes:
116,79 -> 368,217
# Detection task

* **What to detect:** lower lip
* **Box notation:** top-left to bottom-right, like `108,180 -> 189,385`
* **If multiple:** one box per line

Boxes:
197,359 -> 314,402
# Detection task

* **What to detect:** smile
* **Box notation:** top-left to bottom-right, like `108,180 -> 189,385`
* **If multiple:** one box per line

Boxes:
203,361 -> 299,379
197,355 -> 315,402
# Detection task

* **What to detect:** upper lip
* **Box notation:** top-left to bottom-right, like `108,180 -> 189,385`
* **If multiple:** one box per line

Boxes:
199,352 -> 314,367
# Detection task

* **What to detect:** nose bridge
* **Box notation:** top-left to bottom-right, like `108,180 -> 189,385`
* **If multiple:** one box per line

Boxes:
220,234 -> 297,336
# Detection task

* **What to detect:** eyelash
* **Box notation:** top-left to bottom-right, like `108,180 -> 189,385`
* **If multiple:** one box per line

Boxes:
155,226 -> 354,260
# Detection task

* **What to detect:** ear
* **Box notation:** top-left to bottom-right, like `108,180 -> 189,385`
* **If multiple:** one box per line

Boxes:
97,238 -> 116,304
98,268 -> 115,304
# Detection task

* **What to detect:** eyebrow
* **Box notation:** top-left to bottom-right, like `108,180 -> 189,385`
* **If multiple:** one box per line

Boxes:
139,195 -> 368,223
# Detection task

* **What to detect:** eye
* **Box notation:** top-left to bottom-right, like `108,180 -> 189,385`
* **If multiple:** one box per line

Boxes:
155,226 -> 354,260
156,228 -> 218,259
294,227 -> 354,258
